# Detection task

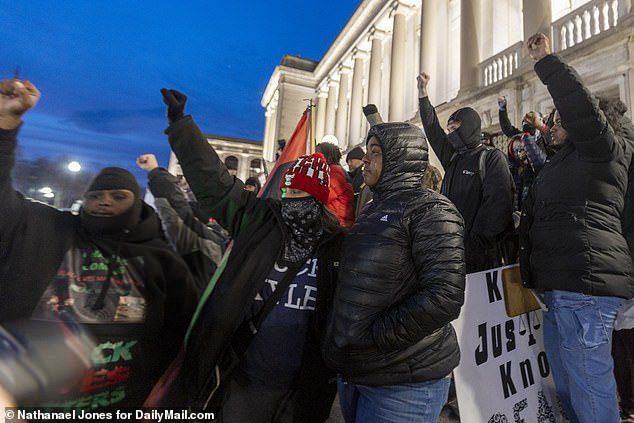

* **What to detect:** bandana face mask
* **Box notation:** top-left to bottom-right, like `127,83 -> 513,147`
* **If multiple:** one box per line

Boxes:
280,197 -> 323,264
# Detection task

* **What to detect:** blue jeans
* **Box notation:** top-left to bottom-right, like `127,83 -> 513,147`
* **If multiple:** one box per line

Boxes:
337,376 -> 449,423
542,290 -> 623,423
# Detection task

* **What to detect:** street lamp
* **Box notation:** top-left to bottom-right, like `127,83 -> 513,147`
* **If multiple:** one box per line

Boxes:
67,161 -> 81,173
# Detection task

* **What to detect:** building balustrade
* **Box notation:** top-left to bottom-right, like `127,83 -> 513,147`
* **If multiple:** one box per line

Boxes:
480,41 -> 523,87
552,0 -> 631,52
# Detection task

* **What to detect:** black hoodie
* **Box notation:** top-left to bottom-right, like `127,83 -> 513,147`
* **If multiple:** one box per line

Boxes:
0,128 -> 198,409
419,98 -> 514,272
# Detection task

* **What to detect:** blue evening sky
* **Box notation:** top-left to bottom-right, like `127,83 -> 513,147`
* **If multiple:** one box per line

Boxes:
2,1 -> 359,181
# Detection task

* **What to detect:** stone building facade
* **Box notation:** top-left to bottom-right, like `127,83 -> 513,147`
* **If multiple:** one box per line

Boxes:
261,0 -> 634,171
168,134 -> 264,184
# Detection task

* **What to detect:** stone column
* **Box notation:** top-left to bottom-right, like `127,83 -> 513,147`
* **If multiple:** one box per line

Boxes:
325,81 -> 337,137
367,29 -> 384,107
389,12 -> 406,121
335,68 -> 350,148
460,0 -> 481,92
262,106 -> 271,145
349,52 -> 366,147
315,89 -> 327,143
522,0 -> 552,45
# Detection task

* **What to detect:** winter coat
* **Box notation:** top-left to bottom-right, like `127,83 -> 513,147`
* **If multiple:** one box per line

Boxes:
499,107 -> 552,151
0,127 -> 199,408
519,55 -> 634,299
165,116 -> 344,421
147,167 -> 228,290
620,116 -> 634,262
322,122 -> 465,386
326,164 -> 355,228
419,97 -> 514,273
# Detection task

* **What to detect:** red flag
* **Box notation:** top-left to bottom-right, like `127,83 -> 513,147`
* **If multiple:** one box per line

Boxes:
258,107 -> 313,200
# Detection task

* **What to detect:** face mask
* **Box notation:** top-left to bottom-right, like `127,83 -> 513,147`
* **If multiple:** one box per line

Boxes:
280,197 -> 323,264
80,200 -> 142,236
447,131 -> 467,151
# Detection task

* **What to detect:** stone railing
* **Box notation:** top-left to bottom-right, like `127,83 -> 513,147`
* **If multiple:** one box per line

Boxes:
552,0 -> 632,52
480,41 -> 524,87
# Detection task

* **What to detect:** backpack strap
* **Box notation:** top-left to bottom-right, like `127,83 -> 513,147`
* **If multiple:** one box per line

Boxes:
479,146 -> 493,184
231,259 -> 305,355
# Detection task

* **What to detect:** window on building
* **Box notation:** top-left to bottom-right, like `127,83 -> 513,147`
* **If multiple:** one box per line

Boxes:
225,156 -> 239,176
249,159 -> 263,177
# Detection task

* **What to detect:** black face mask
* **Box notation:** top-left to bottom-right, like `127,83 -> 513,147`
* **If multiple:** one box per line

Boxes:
80,200 -> 142,237
280,197 -> 323,264
447,131 -> 467,152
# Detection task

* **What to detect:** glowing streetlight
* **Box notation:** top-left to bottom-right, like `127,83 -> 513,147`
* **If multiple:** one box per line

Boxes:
67,161 -> 81,173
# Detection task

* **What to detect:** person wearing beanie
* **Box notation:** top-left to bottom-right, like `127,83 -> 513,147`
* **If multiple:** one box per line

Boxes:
0,79 -> 198,409
418,72 -> 514,273
345,146 -> 366,211
323,122 -> 466,422
157,88 -> 345,422
244,176 -> 261,195
315,142 -> 355,228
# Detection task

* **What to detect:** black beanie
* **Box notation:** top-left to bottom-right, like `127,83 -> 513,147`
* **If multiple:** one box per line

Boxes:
86,167 -> 140,198
346,147 -> 365,162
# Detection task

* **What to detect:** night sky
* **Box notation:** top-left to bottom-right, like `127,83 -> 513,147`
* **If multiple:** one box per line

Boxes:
2,0 -> 360,182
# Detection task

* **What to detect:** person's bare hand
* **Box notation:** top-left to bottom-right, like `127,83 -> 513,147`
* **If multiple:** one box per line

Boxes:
417,72 -> 430,98
136,154 -> 159,172
0,79 -> 40,129
497,96 -> 507,110
527,32 -> 551,61
523,111 -> 541,128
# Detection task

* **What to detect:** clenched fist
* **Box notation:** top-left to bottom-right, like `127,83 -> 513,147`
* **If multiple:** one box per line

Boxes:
0,79 -> 40,129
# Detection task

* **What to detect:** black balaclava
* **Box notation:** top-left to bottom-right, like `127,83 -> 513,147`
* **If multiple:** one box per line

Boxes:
280,197 -> 323,264
80,167 -> 143,236
447,107 -> 482,151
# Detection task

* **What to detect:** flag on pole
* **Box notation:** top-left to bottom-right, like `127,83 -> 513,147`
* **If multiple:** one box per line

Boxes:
258,106 -> 313,200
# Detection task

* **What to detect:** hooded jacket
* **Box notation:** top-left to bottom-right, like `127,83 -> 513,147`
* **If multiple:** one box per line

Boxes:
419,99 -> 514,273
322,122 -> 465,386
519,55 -> 634,298
147,167 -> 228,291
164,116 -> 345,421
0,128 -> 198,408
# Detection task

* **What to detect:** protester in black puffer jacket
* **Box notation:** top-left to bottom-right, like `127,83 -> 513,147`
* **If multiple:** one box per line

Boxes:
519,32 -> 634,423
323,122 -> 465,423
417,73 -> 514,273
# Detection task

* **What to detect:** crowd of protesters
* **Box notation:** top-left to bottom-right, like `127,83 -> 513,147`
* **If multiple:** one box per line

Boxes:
0,31 -> 633,423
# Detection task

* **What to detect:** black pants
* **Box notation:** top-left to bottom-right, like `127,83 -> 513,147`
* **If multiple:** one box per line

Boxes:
217,378 -> 296,423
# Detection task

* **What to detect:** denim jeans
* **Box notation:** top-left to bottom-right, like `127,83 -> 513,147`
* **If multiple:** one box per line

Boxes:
542,290 -> 624,423
337,376 -> 450,423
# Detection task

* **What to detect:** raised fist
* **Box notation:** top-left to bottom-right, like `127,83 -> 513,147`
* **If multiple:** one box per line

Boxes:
417,73 -> 431,98
0,80 -> 40,129
497,96 -> 507,111
136,154 -> 159,172
160,88 -> 187,123
527,32 -> 551,61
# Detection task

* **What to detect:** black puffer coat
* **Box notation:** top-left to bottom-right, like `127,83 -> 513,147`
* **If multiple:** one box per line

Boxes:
519,55 -> 634,299
322,122 -> 466,386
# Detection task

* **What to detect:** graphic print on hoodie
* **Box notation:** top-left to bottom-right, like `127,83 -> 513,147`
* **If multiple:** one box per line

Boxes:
31,245 -> 150,410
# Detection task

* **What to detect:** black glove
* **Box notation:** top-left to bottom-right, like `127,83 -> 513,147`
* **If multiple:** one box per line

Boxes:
161,88 -> 187,123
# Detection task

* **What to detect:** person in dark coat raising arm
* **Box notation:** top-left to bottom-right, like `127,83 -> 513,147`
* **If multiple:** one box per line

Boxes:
520,32 -> 634,423
0,79 -> 198,409
159,88 -> 345,423
417,73 -> 514,273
